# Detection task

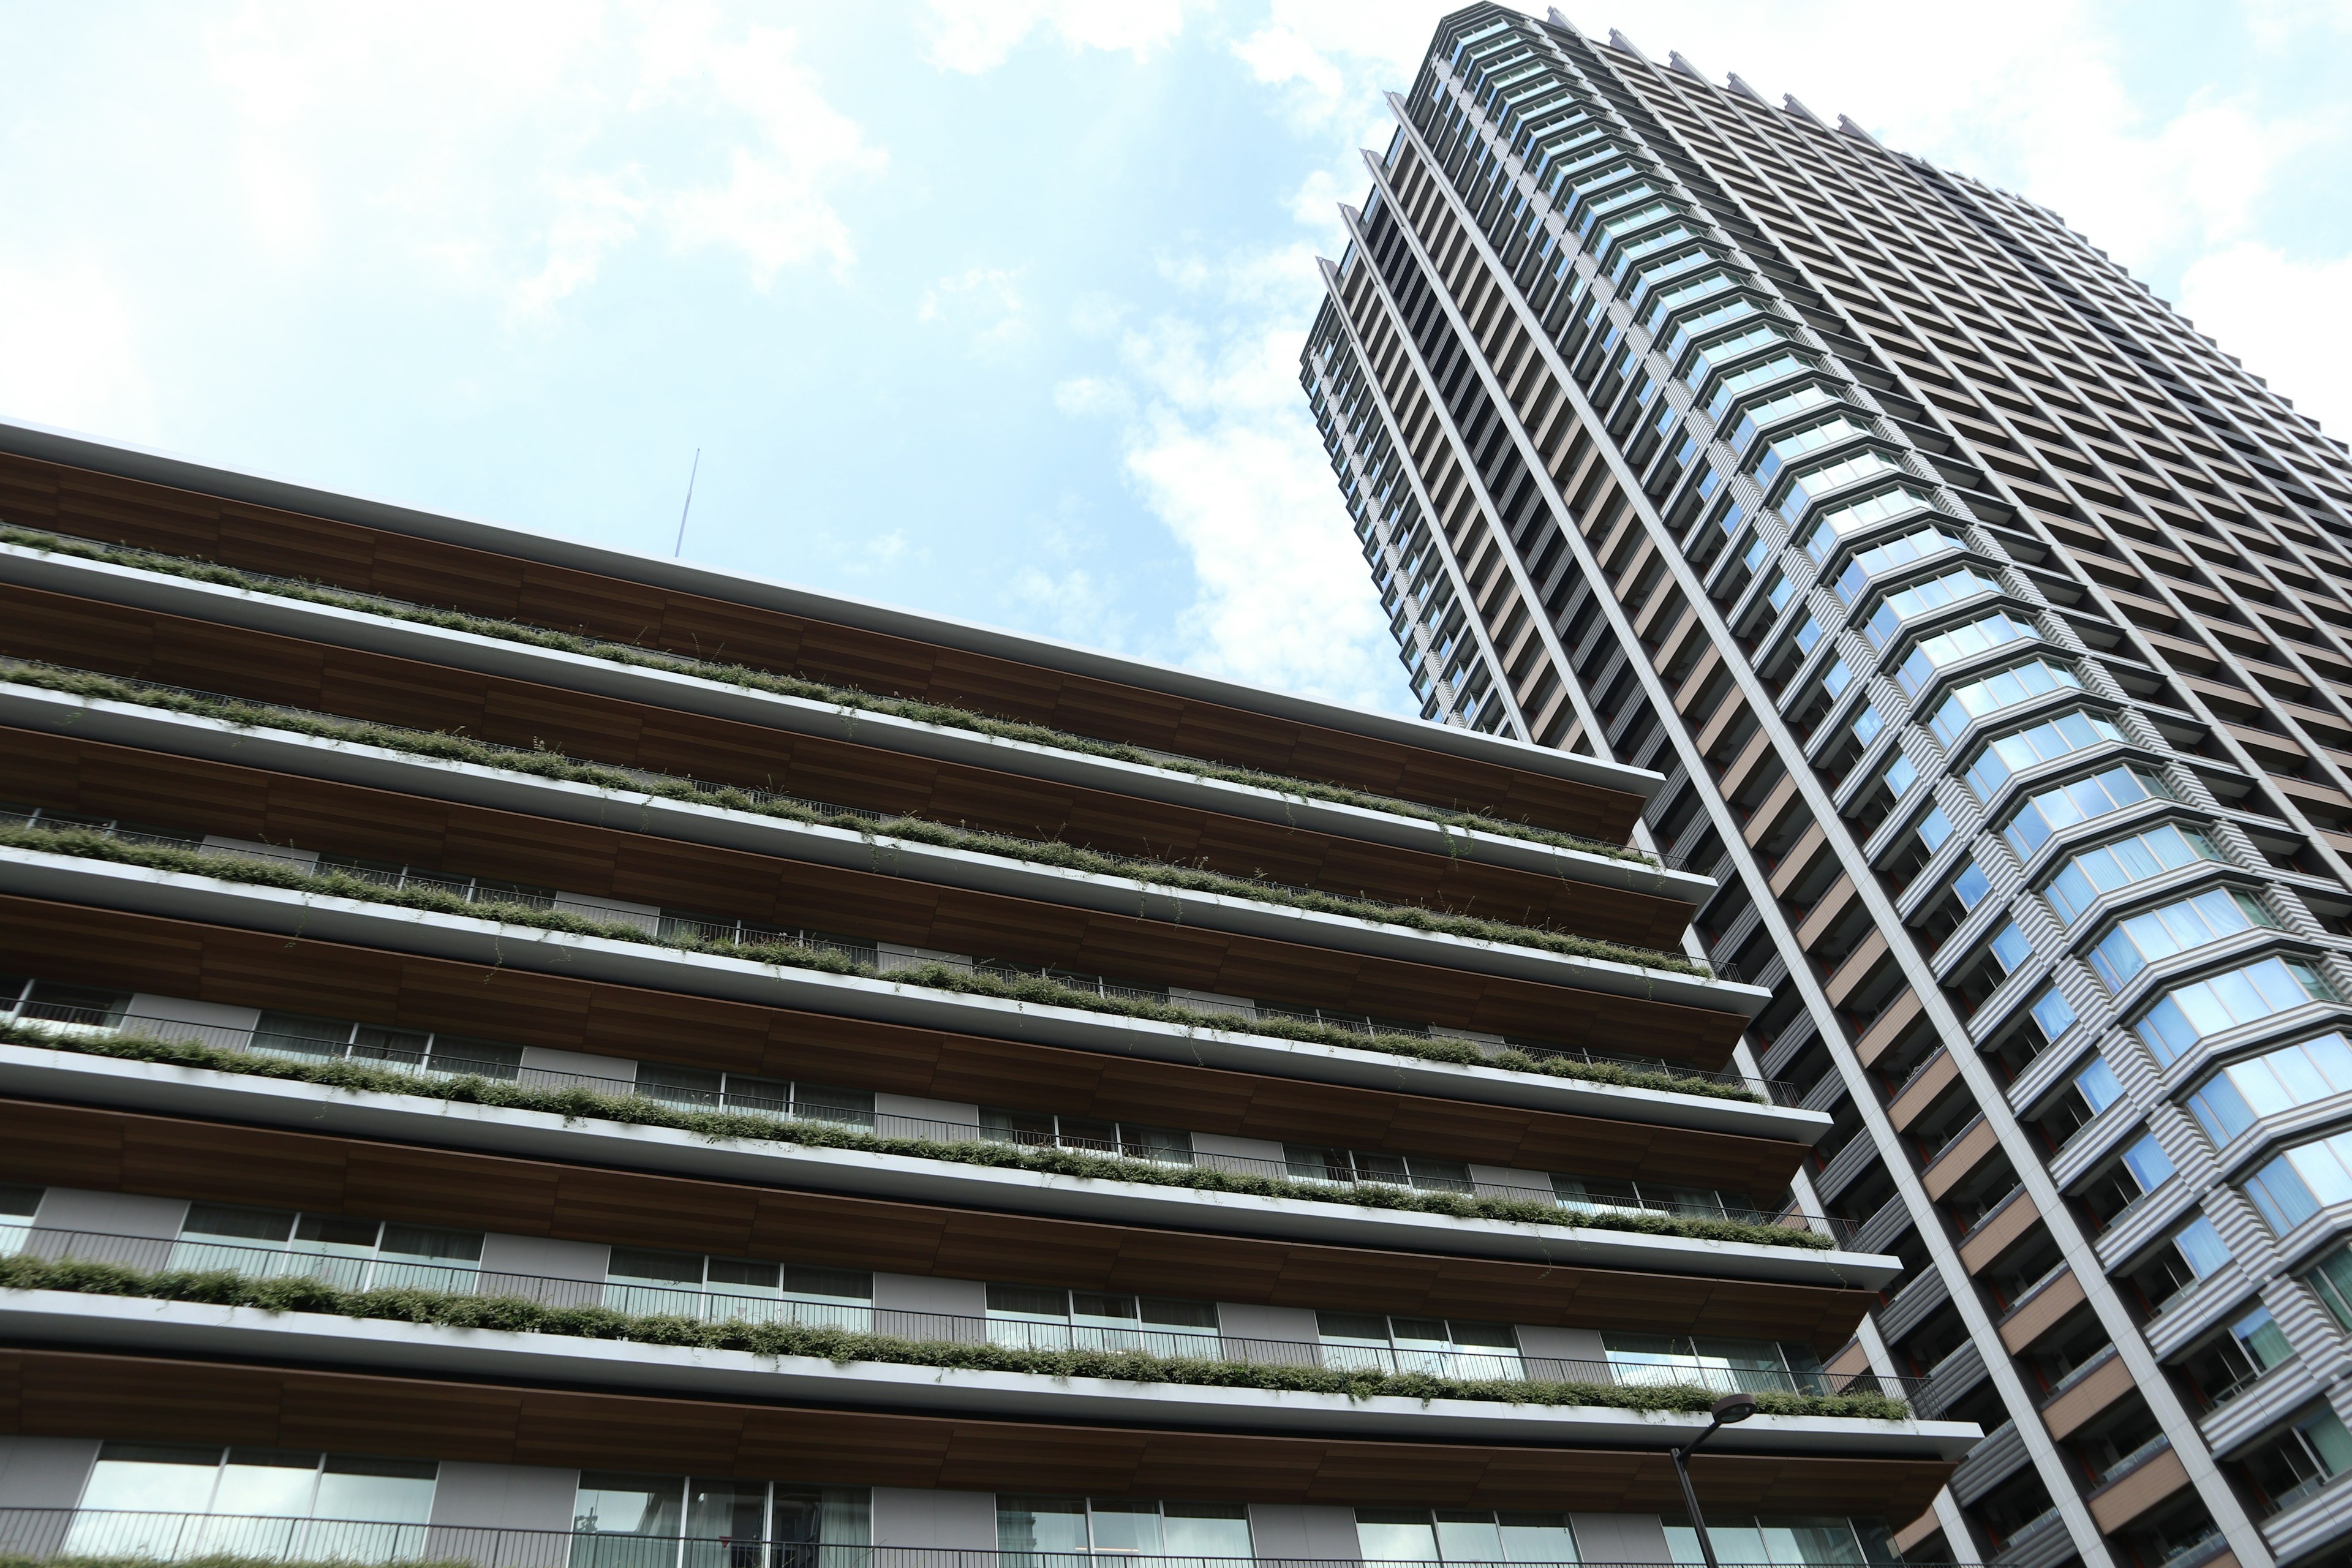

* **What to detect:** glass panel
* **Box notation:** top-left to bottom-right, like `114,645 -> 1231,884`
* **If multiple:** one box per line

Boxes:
253,1011 -> 352,1060
315,1455 -> 438,1523
1087,1500 -> 1164,1555
1357,1509 -> 1441,1564
1162,1504 -> 1249,1561
1436,1513 -> 1504,1564
999,1496 -> 1090,1560
1497,1513 -> 1577,1566
173,1203 -> 294,1273
683,1478 -> 769,1568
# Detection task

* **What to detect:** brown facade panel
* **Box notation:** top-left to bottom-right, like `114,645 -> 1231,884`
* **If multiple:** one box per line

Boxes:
0,1348 -> 1959,1517
0,1098 -> 1872,1344
0,896 -> 1795,1191
0,451 -> 1643,842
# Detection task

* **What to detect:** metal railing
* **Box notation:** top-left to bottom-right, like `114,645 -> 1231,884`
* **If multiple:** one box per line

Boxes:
0,1008 -> 1850,1247
0,786 -> 1775,1100
0,651 -> 1687,969
0,1511 -> 1890,1568
3,1226 -> 1923,1405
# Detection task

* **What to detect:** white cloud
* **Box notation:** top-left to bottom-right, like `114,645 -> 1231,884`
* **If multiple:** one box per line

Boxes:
919,266 -> 1028,352
0,257 -> 154,439
1053,375 -> 1133,419
2179,243 -> 2352,439
922,0 -> 1199,74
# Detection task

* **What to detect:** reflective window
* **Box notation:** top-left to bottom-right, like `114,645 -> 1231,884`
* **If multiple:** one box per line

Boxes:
2030,987 -> 2077,1046
1779,451 -> 1907,525
1812,484 -> 1934,540
1663,1517 -> 1874,1567
2188,1033 -> 2352,1145
1284,1145 -> 1472,1193
172,1204 -> 481,1293
1356,1509 -> 1579,1566
1602,1334 -> 1824,1396
2004,765 -> 2172,859
2139,957 -> 2335,1065
1758,415 -> 1872,488
1829,524 -> 1966,598
2247,1129 -> 2352,1233
1730,384 -> 1838,454
575,1474 -> 868,1568
1001,1498 -> 1250,1563
69,1445 -> 435,1562
1896,611 -> 2035,696
1966,709 -> 2122,797
2089,888 -> 2274,992
1865,566 -> 2002,650
2306,1245 -> 2352,1330
984,1284 -> 1218,1355
1929,658 -> 2083,745
1642,269 -> 1738,334
981,1107 -> 1193,1165
0,1182 -> 37,1255
1683,322 -> 1792,388
1317,1313 -> 1521,1378
2045,825 -> 2226,924
605,1248 -> 871,1329
1705,354 -> 1814,420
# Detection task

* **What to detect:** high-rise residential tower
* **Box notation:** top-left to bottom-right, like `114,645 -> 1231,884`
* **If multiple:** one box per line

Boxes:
0,420 -> 1969,1568
1302,8 -> 2352,1568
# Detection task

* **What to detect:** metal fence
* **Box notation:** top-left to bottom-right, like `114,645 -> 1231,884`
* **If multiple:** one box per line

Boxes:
0,1512 -> 1906,1568
3,1227 -> 1921,1406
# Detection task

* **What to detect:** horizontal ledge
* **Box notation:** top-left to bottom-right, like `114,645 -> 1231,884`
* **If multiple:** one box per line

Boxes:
0,851 -> 1817,1137
0,680 -> 1745,1007
0,1292 -> 1973,1457
0,1046 -> 1899,1286
0,439 -> 1664,804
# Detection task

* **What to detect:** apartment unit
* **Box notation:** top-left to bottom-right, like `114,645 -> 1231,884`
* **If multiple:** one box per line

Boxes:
1299,7 -> 2352,1568
0,419 -> 1967,1568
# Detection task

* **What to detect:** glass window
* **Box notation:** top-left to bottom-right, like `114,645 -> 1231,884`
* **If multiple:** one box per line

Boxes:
2175,1216 -> 2233,1281
2305,1245 -> 2352,1330
2191,1034 -> 2352,1144
1929,658 -> 2082,745
1684,322 -> 1793,388
69,1446 -> 436,1562
2247,1129 -> 2352,1232
1830,524 -> 1966,600
1896,611 -> 2035,696
1316,1312 -> 1522,1378
1865,567 -> 2002,651
2030,987 -> 2077,1047
1812,485 -> 1934,541
1966,709 -> 2122,796
2004,765 -> 2172,859
2138,956 -> 2335,1065
1357,1509 -> 1578,1565
0,1181 -> 37,1256
1283,1146 -> 1472,1193
1664,1518 -> 1870,1568
1001,1498 -> 1249,1562
1705,353 -> 1813,420
2119,1132 -> 2176,1196
1730,384 -> 1837,454
1779,451 -> 1907,525
985,1283 -> 1219,1355
1603,1334 -> 1819,1396
2089,888 -> 2274,991
1758,415 -> 1871,488
2074,1055 -> 2123,1117
2045,824 -> 2226,924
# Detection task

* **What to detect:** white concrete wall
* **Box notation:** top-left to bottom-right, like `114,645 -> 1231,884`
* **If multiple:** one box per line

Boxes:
1216,1303 -> 1320,1345
124,993 -> 262,1045
1193,1133 -> 1287,1168
874,1272 -> 987,1316
0,1436 -> 99,1509
479,1235 -> 611,1283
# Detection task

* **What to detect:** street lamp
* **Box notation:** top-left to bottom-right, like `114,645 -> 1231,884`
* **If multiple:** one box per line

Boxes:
1669,1393 -> 1759,1568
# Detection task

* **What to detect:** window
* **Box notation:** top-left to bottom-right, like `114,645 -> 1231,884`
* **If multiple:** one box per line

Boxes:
575,1474 -> 868,1568
1705,353 -> 1814,420
1729,383 -> 1838,454
1929,657 -> 2083,745
1864,567 -> 2002,652
0,1182 -> 37,1255
251,1011 -> 524,1081
2188,1033 -> 2352,1144
2137,956 -> 2335,1065
2030,987 -> 2078,1047
2305,1245 -> 2352,1330
2245,1129 -> 2352,1232
1829,524 -> 1966,598
639,1067 -> 875,1128
1284,1146 -> 1472,1193
2045,824 -> 2226,924
1643,270 -> 1739,334
1552,1174 -> 1755,1223
2078,1132 -> 2176,1230
1967,709 -> 2123,797
1602,1334 -> 1824,1396
2128,1215 -> 2233,1311
1896,611 -> 2035,696
984,1284 -> 1218,1354
1317,1313 -> 1522,1378
1684,322 -> 1795,389
2090,888 -> 2275,992
1779,451 -> 1908,524
1356,1510 -> 1580,1566
1662,296 -> 1760,361
1000,1498 -> 1250,1563
2005,765 -> 2173,858
982,1108 -> 1193,1165
1813,485 -> 1936,541
67,1444 -> 436,1562
2238,1404 -> 2352,1515
1662,1517 -> 1877,1567
605,1250 -> 871,1329
172,1205 -> 481,1293
0,975 -> 130,1028
1757,415 -> 1872,486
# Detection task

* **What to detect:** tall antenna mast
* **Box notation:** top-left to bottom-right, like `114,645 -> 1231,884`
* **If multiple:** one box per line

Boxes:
672,448 -> 701,557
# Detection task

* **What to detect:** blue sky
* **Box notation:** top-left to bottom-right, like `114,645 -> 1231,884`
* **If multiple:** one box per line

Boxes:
2,0 -> 2348,718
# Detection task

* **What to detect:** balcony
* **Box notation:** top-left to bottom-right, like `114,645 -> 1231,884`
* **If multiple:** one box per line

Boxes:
1,1226 -> 1924,1415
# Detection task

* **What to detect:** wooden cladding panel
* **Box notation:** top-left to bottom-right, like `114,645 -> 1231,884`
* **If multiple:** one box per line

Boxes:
0,586 -> 1687,948
0,451 -> 1644,841
0,896 -> 1794,1191
0,1099 -> 1872,1344
0,1349 -> 1958,1516
0,718 -> 1736,1060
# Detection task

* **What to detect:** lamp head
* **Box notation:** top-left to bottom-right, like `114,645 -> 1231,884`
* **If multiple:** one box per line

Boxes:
1710,1393 -> 1760,1425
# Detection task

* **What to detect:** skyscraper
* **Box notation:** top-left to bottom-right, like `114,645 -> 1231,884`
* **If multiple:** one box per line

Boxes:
0,420 -> 1968,1568
1302,7 -> 2352,1567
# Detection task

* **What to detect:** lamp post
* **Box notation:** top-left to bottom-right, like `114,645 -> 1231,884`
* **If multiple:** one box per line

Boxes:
1669,1393 -> 1759,1568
